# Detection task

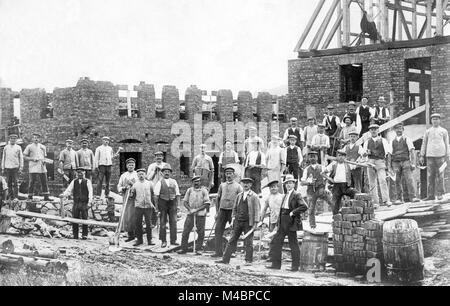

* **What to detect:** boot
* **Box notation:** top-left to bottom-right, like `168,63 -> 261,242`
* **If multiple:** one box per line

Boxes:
133,240 -> 143,247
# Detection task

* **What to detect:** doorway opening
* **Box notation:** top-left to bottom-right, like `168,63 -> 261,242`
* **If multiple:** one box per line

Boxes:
340,64 -> 363,102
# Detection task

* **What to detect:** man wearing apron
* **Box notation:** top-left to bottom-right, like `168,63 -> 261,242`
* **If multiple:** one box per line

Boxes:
117,158 -> 139,242
191,144 -> 214,190
218,140 -> 240,182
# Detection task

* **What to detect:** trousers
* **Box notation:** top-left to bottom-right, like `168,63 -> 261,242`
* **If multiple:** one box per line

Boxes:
222,220 -> 253,263
270,213 -> 300,268
72,202 -> 88,238
158,198 -> 178,243
214,209 -> 233,256
181,214 -> 206,251
96,165 -> 111,196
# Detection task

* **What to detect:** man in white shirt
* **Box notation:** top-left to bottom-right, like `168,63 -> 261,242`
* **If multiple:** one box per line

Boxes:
283,117 -> 304,149
94,136 -> 119,197
218,140 -> 240,182
244,126 -> 265,156
147,151 -> 169,184
77,138 -> 94,180
303,117 -> 318,157
344,130 -> 365,192
61,168 -> 93,240
59,139 -> 79,188
323,105 -> 341,156
23,133 -> 50,201
363,124 -> 392,207
341,102 -> 362,135
266,135 -> 287,193
191,144 -> 214,190
1,134 -> 23,200
244,146 -> 266,195
311,124 -> 330,165
371,96 -> 390,126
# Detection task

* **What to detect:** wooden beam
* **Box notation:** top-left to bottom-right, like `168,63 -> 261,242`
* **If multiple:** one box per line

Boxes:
397,0 -> 413,39
310,0 -> 340,50
397,0 -> 404,40
337,0 -> 343,48
380,0 -> 389,41
392,8 -> 398,41
427,0 -> 433,38
343,0 -> 351,46
294,0 -> 326,52
368,0 -> 375,43
323,11 -> 343,49
437,0 -> 444,35
412,0 -> 418,38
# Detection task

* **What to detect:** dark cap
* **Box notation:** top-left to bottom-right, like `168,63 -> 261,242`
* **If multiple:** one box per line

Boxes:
192,176 -> 201,182
136,168 -> 146,173
126,158 -> 136,164
154,151 -> 164,156
308,150 -> 319,156
241,177 -> 254,184
8,134 -> 18,138
369,124 -> 380,130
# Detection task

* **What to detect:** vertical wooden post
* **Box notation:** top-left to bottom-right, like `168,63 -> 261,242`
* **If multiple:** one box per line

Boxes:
389,90 -> 395,120
377,0 -> 382,40
342,0 -> 350,46
293,0 -> 326,51
392,8 -> 398,41
412,0 -> 418,39
425,89 -> 430,128
397,0 -> 403,40
368,0 -> 375,43
436,0 -> 444,36
337,0 -> 343,48
383,0 -> 389,41
361,0 -> 366,45
310,0 -> 340,50
426,0 -> 433,38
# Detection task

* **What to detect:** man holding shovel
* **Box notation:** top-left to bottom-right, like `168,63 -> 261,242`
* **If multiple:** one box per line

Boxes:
117,158 -> 138,242
178,176 -> 210,255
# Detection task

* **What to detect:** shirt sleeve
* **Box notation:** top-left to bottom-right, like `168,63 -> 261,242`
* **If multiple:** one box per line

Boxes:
23,145 -> 30,157
2,177 -> 7,190
174,180 -> 181,196
406,137 -> 415,151
1,149 -> 5,169
59,150 -> 65,163
335,116 -> 341,126
234,152 -> 240,163
382,138 -> 392,155
218,153 -> 223,165
203,189 -> 210,204
355,115 -> 362,134
87,180 -> 93,202
445,129 -> 450,158
63,180 -> 75,197
325,162 -> 334,173
297,147 -> 303,164
325,136 -> 330,148
94,147 -> 99,168
154,181 -> 161,196
283,129 -> 289,142
260,152 -> 267,167
300,128 -> 305,142
300,167 -> 308,182
183,188 -> 190,203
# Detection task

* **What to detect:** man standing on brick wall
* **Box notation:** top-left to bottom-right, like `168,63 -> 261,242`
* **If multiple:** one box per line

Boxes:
94,136 -> 119,198
266,135 -> 286,193
371,96 -> 390,126
244,141 -> 266,195
283,117 -> 304,149
390,123 -> 420,204
153,164 -> 181,248
218,140 -> 240,183
341,102 -> 362,135
1,134 -> 23,201
363,124 -> 392,207
147,151 -> 169,227
244,126 -> 265,157
77,138 -> 94,181
59,139 -> 79,188
303,117 -> 318,157
191,144 -> 214,190
344,130 -> 365,192
211,166 -> 243,258
420,113 -> 450,201
322,106 -> 340,156
356,98 -> 372,137
311,124 -> 330,165
284,135 -> 302,189
23,133 -> 50,201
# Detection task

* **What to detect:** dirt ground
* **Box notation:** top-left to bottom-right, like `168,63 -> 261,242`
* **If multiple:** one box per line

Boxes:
0,233 -> 448,286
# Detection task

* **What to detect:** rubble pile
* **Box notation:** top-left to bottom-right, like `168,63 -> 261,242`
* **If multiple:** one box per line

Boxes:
332,193 -> 384,276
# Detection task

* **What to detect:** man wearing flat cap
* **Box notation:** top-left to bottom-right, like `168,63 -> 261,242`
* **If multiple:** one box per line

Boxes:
371,96 -> 390,126
117,158 -> 139,242
266,135 -> 287,193
77,138 -> 94,181
322,105 -> 340,139
191,144 -> 215,190
147,151 -> 169,185
420,113 -> 450,201
61,168 -> 93,239
267,174 -> 308,271
216,177 -> 260,266
284,134 -> 302,188
23,133 -> 50,201
1,133 -> 23,201
356,98 -> 372,136
129,168 -> 156,246
218,140 -> 240,183
94,136 -> 120,197
311,123 -> 330,165
212,165 -> 243,258
343,129 -> 365,192
178,176 -> 211,254
283,117 -> 304,148
244,125 -> 265,156
303,117 -> 318,157
341,101 -> 362,135
59,139 -> 79,188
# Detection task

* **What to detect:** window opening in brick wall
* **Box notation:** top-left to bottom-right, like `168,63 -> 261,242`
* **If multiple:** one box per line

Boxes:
180,155 -> 190,176
405,57 -> 431,125
156,109 -> 166,119
340,64 -> 363,103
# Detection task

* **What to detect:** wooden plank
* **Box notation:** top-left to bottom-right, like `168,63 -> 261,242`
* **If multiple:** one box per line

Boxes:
426,0 -> 433,38
322,10 -> 343,49
368,0 -> 374,43
294,0 -> 326,52
310,0 -> 341,50
392,7 -> 398,41
437,0 -> 444,35
412,0 -> 418,38
13,210 -> 118,228
337,0 -> 343,48
355,104 -> 426,146
397,0 -> 414,40
383,0 -> 390,40
342,0 -> 351,46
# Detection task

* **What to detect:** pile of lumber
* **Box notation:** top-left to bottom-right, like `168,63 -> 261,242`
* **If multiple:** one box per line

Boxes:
332,194 -> 384,276
0,239 -> 68,274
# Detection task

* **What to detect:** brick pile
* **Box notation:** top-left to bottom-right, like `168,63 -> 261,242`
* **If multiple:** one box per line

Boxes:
332,193 -> 384,275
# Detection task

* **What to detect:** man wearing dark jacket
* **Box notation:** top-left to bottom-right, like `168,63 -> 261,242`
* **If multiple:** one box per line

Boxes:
215,177 -> 260,266
61,168 -> 93,239
266,174 -> 308,272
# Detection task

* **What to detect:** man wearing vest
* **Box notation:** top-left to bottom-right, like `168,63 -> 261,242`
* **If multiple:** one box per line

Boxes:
266,135 -> 287,193
244,145 -> 266,195
285,135 -> 302,188
356,98 -> 372,137
341,102 -> 362,136
59,139 -> 79,188
283,117 -> 304,149
325,150 -> 357,215
61,168 -> 93,240
389,123 -> 420,204
77,138 -> 94,181
130,168 -> 156,246
191,144 -> 215,190
311,124 -> 330,165
117,158 -> 139,242
266,174 -> 308,271
1,134 -> 23,201
300,151 -> 332,229
344,129 -> 365,192
420,113 -> 450,201
211,166 -> 243,258
178,176 -> 211,255
215,178 -> 260,266
244,126 -> 265,157
153,164 -> 181,248
322,105 -> 341,156
303,117 -> 318,157
363,124 -> 392,207
371,96 -> 390,126
23,133 -> 50,201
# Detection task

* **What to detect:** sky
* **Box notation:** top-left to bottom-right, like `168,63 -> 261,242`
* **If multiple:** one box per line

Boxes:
0,0 -> 320,97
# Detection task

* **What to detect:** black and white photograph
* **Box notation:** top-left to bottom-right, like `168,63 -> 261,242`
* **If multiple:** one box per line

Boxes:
0,0 -> 450,292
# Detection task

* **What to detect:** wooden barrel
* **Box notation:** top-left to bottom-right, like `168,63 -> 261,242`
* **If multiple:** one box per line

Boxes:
383,219 -> 424,283
300,231 -> 328,271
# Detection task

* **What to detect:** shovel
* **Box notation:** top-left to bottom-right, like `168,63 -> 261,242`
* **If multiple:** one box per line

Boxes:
109,189 -> 130,252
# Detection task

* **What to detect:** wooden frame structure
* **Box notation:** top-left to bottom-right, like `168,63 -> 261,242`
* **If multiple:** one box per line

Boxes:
294,0 -> 450,52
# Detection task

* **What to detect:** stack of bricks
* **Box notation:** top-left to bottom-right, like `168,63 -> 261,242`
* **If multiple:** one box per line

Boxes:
332,193 -> 383,276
